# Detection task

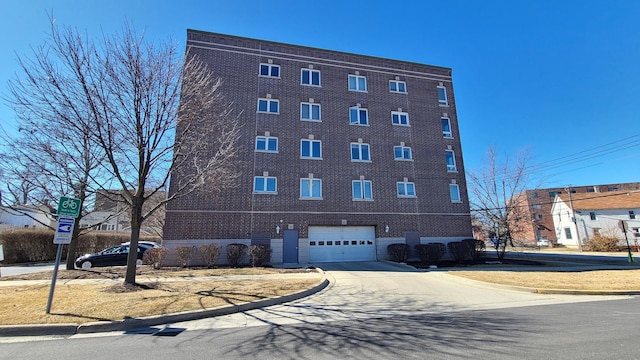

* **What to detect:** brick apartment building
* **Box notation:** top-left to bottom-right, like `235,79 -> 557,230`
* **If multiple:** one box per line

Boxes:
163,30 -> 472,264
512,182 -> 640,245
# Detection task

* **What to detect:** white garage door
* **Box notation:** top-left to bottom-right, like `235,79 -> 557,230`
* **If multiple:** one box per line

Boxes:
308,226 -> 376,262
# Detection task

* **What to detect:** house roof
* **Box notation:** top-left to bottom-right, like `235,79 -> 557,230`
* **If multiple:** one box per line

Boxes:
557,191 -> 640,211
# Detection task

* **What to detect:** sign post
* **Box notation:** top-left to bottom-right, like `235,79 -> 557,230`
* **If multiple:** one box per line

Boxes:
619,220 -> 634,263
0,244 -> 4,278
46,196 -> 80,314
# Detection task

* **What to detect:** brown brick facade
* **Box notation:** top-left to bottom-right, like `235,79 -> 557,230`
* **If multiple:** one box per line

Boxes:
164,30 -> 472,251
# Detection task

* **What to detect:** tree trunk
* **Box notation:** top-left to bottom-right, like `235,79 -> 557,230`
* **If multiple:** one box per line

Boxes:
65,219 -> 81,270
124,200 -> 143,285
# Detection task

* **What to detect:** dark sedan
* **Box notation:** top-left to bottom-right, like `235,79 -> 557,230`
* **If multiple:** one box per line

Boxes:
75,243 -> 155,269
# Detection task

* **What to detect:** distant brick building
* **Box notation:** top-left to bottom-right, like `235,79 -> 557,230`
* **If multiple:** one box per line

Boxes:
512,182 -> 640,245
164,30 -> 472,264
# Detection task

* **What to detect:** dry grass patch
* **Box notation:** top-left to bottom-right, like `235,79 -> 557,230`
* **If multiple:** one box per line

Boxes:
450,269 -> 640,290
0,277 -> 320,326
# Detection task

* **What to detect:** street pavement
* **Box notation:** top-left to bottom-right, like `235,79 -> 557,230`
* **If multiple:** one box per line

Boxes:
0,252 -> 638,339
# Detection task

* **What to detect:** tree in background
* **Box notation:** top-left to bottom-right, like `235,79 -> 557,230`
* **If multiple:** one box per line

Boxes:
3,17 -> 241,284
466,146 -> 536,260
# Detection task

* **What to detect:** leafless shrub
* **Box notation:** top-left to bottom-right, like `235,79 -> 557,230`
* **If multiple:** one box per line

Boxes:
226,243 -> 248,267
415,243 -> 447,265
198,243 -> 221,268
248,244 -> 272,267
175,246 -> 196,268
585,235 -> 620,252
387,243 -> 410,263
142,247 -> 168,269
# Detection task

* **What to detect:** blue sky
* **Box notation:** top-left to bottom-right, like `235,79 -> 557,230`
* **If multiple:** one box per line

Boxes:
1,0 -> 639,189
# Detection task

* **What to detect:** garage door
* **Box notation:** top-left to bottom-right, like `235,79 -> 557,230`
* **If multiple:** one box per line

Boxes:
308,226 -> 376,262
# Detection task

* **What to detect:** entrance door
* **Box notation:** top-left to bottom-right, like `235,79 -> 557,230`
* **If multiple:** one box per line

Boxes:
283,229 -> 299,263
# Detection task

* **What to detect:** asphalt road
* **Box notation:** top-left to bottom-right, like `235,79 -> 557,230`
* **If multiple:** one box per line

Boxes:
1,261 -> 637,359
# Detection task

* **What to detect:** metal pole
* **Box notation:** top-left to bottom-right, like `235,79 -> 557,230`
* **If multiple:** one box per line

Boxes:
566,186 -> 582,252
621,221 -> 634,263
46,244 -> 64,314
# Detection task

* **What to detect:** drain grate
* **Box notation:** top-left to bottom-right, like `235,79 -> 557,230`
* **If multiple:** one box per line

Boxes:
153,327 -> 185,337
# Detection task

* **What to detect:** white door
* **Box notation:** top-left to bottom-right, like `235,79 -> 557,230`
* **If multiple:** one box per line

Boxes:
308,226 -> 376,262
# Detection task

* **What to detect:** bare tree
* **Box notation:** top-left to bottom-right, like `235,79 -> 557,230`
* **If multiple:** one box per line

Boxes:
466,146 -> 536,260
1,21 -> 110,269
3,20 -> 240,284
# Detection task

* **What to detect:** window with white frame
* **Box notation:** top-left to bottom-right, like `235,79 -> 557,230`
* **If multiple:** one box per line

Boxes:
352,179 -> 373,200
389,80 -> 407,93
441,117 -> 452,138
564,227 -> 573,239
391,111 -> 410,126
351,142 -> 371,162
254,176 -> 277,193
259,63 -> 280,78
394,145 -> 412,160
257,98 -> 279,113
445,150 -> 457,172
301,69 -> 321,86
349,106 -> 368,125
437,85 -> 448,106
300,178 -> 322,199
590,212 -> 597,220
255,136 -> 278,152
397,181 -> 416,197
348,74 -> 367,91
301,102 -> 321,121
301,139 -> 322,159
630,211 -> 636,219
449,184 -> 461,202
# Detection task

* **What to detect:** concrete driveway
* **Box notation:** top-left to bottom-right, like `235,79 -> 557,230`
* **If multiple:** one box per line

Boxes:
166,261 -> 628,332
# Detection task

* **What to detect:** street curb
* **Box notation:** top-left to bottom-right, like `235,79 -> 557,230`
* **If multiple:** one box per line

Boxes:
0,276 -> 329,337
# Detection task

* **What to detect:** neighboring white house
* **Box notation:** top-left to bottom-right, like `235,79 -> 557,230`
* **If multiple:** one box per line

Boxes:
551,190 -> 640,247
78,211 -> 123,232
0,205 -> 55,230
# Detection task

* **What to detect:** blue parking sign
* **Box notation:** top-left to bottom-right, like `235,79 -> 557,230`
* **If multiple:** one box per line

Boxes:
54,217 -> 75,244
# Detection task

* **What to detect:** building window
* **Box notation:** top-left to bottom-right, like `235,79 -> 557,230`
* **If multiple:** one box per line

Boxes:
437,85 -> 448,106
349,106 -> 369,125
351,143 -> 371,162
301,69 -> 321,86
348,74 -> 367,91
394,145 -> 412,160
549,191 -> 561,198
397,181 -> 416,197
530,192 -> 539,199
301,139 -> 322,159
441,117 -> 452,138
389,80 -> 407,93
300,178 -> 322,199
608,187 -> 618,191
352,179 -> 373,200
391,111 -> 410,126
449,184 -> 461,202
632,228 -> 639,237
445,150 -> 457,172
259,63 -> 280,78
564,227 -> 573,239
535,214 -> 543,220
590,212 -> 596,220
630,211 -> 636,219
255,136 -> 278,152
257,98 -> 279,114
301,102 -> 321,121
532,204 -> 541,209
254,176 -> 277,193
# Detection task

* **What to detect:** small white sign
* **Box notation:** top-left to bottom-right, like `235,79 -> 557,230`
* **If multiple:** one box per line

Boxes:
0,244 -> 4,262
54,217 -> 75,244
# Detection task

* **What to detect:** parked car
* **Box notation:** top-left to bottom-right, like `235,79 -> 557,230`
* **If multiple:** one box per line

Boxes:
537,239 -> 550,247
121,241 -> 162,249
75,243 -> 155,269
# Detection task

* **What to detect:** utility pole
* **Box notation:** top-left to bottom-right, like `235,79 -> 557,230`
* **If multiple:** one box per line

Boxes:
566,185 -> 582,252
